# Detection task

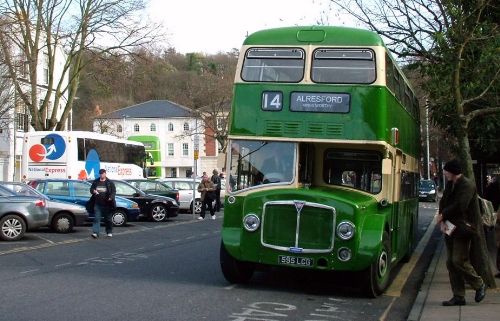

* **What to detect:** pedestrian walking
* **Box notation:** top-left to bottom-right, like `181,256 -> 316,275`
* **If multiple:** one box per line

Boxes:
437,159 -> 486,306
197,175 -> 216,220
211,169 -> 222,212
89,169 -> 116,238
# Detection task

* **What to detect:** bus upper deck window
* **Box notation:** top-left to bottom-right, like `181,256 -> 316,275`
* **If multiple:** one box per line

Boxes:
241,48 -> 305,83
311,49 -> 376,84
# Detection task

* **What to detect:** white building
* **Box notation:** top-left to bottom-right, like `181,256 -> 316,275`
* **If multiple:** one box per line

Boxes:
93,100 -> 221,178
0,41 -> 69,181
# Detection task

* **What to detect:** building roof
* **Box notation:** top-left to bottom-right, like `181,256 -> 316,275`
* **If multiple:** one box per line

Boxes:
98,100 -> 194,119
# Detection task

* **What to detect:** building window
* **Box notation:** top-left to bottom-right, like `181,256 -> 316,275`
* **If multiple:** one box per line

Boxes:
167,143 -> 174,156
183,122 -> 189,131
16,113 -> 28,132
216,118 -> 225,130
150,123 -> 156,132
168,123 -> 174,131
134,124 -> 140,132
117,124 -> 123,133
182,143 -> 189,156
43,52 -> 49,84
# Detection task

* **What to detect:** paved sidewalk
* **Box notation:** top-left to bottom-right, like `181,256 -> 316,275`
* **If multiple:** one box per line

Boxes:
408,235 -> 500,321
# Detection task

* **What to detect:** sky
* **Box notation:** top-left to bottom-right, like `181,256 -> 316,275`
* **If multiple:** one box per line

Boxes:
146,0 -> 356,54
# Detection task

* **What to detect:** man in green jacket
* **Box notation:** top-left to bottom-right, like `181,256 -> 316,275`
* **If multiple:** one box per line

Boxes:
437,159 -> 486,306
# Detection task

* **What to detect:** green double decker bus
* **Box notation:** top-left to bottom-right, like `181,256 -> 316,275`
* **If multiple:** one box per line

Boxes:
128,135 -> 162,178
220,26 -> 420,296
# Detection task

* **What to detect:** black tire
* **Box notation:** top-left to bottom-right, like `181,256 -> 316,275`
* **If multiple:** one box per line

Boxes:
362,231 -> 392,297
51,212 -> 74,233
111,209 -> 128,227
220,242 -> 254,284
0,214 -> 26,241
150,204 -> 167,222
192,199 -> 203,214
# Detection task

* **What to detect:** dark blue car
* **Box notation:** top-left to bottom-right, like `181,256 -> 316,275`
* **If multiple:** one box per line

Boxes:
28,179 -> 141,227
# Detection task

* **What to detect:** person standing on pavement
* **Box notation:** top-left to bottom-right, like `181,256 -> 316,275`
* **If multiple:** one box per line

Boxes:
437,159 -> 486,306
197,174 -> 216,220
89,169 -> 116,238
211,169 -> 222,212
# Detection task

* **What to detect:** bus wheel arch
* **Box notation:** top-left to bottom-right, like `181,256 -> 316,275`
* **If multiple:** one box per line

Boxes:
52,212 -> 74,233
362,230 -> 392,297
220,241 -> 254,284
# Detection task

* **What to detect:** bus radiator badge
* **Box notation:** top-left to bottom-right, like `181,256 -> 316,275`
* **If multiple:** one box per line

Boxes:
289,247 -> 303,253
294,201 -> 305,213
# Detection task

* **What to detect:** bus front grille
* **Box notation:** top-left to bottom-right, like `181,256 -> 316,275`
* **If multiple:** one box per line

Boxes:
261,201 -> 336,253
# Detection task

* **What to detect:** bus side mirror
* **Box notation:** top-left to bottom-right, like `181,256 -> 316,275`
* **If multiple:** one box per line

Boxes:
382,158 -> 392,175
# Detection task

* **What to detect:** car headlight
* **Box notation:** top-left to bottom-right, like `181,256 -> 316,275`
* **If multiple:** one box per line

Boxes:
429,189 -> 436,194
337,221 -> 355,240
243,214 -> 260,232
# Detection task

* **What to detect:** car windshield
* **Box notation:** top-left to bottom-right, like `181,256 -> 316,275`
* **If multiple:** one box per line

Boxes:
115,181 -> 143,196
419,180 -> 435,189
0,182 -> 46,198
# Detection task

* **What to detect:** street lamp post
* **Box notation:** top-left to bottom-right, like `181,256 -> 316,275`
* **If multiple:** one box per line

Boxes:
425,100 -> 430,180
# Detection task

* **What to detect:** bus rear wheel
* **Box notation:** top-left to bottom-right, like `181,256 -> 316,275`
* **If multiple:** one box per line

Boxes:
363,231 -> 391,297
220,242 -> 254,284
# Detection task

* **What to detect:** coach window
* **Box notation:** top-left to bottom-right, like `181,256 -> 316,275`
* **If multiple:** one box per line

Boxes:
241,48 -> 305,82
312,49 -> 376,84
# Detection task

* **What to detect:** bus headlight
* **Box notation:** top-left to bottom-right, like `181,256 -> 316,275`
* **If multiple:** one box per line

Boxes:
243,214 -> 260,232
338,247 -> 352,262
337,221 -> 355,240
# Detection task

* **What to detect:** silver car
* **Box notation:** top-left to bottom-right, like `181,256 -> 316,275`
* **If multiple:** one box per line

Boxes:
0,188 -> 49,241
0,182 -> 88,233
158,178 -> 204,214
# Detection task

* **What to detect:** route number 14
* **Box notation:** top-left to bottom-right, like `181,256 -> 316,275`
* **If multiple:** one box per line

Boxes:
262,91 -> 283,111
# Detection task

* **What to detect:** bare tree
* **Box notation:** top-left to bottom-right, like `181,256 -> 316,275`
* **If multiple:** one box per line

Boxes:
328,0 -> 500,179
0,0 -> 163,131
0,31 -> 15,130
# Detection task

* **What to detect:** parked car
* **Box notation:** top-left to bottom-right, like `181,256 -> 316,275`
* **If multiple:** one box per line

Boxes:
157,178 -> 204,214
0,182 -> 87,233
28,179 -> 141,227
0,187 -> 49,241
124,179 -> 180,205
111,180 -> 179,221
419,179 -> 437,202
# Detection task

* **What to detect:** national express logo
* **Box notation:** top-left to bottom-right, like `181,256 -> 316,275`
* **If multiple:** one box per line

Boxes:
28,133 -> 101,180
29,133 -> 66,162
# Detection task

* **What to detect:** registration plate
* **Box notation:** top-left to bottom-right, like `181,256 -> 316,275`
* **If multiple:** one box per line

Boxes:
278,255 -> 313,267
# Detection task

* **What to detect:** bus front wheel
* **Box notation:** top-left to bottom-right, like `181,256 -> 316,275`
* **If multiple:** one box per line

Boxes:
363,231 -> 392,297
220,242 -> 254,284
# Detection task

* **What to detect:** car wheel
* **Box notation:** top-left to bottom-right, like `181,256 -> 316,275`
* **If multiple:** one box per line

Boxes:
362,231 -> 392,297
0,215 -> 26,241
150,204 -> 167,222
52,212 -> 74,233
111,210 -> 128,227
192,199 -> 203,214
220,241 -> 254,283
